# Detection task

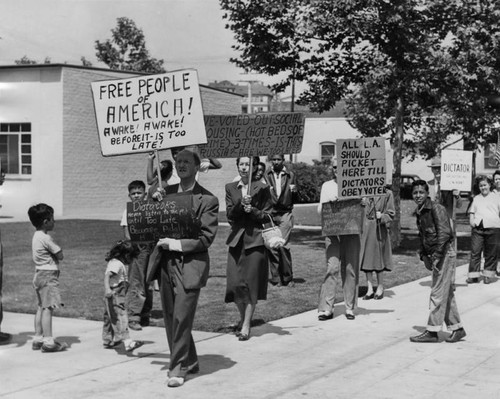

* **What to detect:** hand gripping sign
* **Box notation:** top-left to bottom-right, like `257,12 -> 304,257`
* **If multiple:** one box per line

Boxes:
91,69 -> 206,156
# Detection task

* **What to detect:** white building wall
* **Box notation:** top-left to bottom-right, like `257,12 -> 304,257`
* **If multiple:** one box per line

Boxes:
294,118 -> 360,164
0,68 -> 63,220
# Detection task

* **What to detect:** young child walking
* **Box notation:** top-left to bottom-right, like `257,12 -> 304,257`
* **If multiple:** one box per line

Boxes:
120,180 -> 154,331
102,240 -> 144,351
28,203 -> 68,352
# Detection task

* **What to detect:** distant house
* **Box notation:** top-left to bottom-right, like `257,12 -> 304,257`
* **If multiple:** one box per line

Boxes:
0,64 -> 242,221
208,80 -> 273,114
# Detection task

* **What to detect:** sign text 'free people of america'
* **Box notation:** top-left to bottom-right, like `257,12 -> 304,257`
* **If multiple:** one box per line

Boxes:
91,69 -> 206,156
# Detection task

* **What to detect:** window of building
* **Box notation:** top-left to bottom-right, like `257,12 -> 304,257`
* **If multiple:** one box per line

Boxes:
0,123 -> 32,175
320,142 -> 335,162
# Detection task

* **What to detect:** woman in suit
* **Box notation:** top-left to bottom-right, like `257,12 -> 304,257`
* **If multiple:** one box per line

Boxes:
225,156 -> 273,341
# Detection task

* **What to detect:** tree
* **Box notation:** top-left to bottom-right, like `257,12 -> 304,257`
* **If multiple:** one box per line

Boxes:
80,56 -> 93,67
15,56 -> 51,65
220,0 -> 500,245
95,17 -> 165,74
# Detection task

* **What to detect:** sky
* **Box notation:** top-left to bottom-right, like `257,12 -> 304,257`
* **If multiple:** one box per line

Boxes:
0,0 -> 280,88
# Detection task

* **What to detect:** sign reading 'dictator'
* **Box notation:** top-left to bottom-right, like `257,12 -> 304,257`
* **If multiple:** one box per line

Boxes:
91,69 -> 206,156
337,137 -> 386,199
440,149 -> 473,192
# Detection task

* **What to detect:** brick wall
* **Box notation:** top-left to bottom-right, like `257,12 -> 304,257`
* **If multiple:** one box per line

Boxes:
62,68 -> 241,219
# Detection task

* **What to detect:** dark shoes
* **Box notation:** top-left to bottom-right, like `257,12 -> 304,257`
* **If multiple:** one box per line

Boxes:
41,341 -> 69,352
238,333 -> 250,341
187,362 -> 200,374
484,277 -> 491,285
374,291 -> 384,300
129,322 -> 142,331
103,340 -> 122,349
363,293 -> 374,300
318,311 -> 333,321
466,277 -> 479,284
32,340 -> 44,350
410,330 -> 438,343
0,332 -> 12,345
125,340 -> 144,352
446,328 -> 466,343
345,312 -> 355,320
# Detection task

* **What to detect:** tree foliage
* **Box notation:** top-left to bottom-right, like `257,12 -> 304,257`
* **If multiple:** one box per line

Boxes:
95,17 -> 165,73
221,0 -> 500,245
15,55 -> 51,65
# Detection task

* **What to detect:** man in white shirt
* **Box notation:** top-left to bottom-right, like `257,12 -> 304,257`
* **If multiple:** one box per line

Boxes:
317,161 -> 361,321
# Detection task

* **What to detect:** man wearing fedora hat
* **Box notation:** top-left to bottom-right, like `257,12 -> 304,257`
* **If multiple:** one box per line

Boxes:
428,156 -> 462,218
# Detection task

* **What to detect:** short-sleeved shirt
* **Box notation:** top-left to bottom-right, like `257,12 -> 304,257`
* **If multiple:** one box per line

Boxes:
317,179 -> 339,215
470,192 -> 500,228
106,258 -> 128,288
120,209 -> 127,227
32,230 -> 61,271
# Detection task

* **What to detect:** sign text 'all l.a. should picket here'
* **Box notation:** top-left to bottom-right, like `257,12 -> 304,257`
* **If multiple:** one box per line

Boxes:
197,113 -> 304,158
337,137 -> 386,199
91,69 -> 206,156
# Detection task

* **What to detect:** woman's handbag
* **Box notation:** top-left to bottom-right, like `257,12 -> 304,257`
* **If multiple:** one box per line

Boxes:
262,214 -> 285,249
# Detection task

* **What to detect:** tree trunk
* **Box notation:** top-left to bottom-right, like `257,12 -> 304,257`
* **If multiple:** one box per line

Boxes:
391,96 -> 405,248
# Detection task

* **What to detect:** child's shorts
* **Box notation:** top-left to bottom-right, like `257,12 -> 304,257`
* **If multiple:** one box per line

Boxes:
33,270 -> 63,309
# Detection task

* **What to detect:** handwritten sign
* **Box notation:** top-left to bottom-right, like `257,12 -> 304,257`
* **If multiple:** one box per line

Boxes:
440,149 -> 473,192
321,199 -> 363,236
197,113 -> 305,158
91,69 -> 206,156
126,193 -> 200,243
337,137 -> 386,199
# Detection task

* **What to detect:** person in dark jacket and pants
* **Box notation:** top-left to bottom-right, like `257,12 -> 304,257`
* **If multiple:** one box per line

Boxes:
265,154 -> 298,287
410,180 -> 466,343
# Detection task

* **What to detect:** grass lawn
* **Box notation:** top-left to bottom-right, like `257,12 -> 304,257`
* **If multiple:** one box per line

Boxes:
1,200 -> 471,333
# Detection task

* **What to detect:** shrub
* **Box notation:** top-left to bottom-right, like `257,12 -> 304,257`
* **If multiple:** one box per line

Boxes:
290,160 -> 332,203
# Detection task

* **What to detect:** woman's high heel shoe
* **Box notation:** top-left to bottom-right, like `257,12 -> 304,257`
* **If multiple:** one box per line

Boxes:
374,291 -> 384,300
238,328 -> 251,341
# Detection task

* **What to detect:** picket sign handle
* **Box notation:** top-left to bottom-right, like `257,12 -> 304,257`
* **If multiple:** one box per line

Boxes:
247,156 -> 253,195
155,149 -> 163,192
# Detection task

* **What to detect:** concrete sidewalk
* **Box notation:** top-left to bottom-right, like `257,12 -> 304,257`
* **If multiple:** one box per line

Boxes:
1,263 -> 499,399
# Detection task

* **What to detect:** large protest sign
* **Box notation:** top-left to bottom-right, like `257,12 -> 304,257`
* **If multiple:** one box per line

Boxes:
91,69 -> 206,156
321,199 -> 363,236
126,193 -> 200,243
337,137 -> 386,199
197,113 -> 304,158
440,149 -> 473,192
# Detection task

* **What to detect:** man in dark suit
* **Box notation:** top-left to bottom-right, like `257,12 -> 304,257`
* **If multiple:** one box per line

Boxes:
147,149 -> 219,388
265,154 -> 298,287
